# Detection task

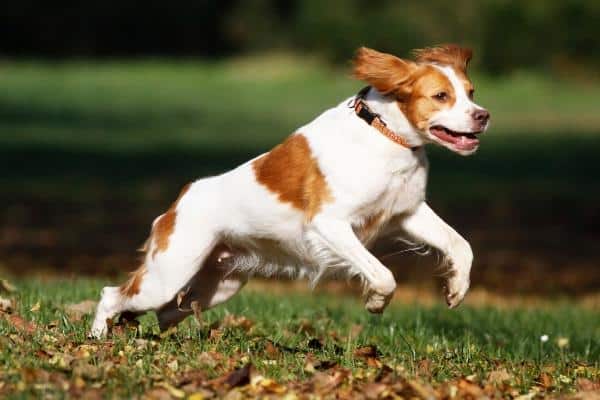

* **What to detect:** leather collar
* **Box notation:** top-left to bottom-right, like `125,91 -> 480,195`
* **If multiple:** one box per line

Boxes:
351,86 -> 419,151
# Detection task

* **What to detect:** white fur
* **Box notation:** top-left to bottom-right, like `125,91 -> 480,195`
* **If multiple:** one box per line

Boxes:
91,66 -> 482,337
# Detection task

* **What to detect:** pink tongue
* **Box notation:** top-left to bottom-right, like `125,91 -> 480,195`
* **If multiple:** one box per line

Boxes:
455,135 -> 479,150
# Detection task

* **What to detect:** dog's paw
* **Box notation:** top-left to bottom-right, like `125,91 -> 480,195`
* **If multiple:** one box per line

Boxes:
444,274 -> 470,309
89,323 -> 107,339
365,290 -> 393,314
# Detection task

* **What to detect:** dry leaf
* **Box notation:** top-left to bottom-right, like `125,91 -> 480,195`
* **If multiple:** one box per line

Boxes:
156,382 -> 186,399
224,364 -> 252,388
354,345 -> 378,358
8,314 -> 37,334
30,301 -> 41,312
264,341 -> 280,358
577,378 -> 600,391
0,296 -> 13,313
488,368 -> 512,385
0,279 -> 17,293
538,372 -> 553,389
220,315 -> 254,331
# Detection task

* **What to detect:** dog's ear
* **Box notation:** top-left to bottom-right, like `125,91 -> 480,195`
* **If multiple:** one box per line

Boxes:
353,47 -> 417,97
412,44 -> 472,73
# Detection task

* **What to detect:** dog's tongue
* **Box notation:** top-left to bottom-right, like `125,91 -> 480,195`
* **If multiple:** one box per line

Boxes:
455,134 -> 479,150
430,127 -> 479,151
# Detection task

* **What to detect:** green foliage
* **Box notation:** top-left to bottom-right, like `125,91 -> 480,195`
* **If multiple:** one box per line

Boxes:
224,0 -> 600,75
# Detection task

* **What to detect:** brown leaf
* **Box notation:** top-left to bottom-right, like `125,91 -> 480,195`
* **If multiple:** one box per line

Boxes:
264,341 -> 280,358
577,378 -> 600,391
538,372 -> 553,389
366,357 -> 382,368
8,314 -> 37,334
362,382 -> 387,399
64,300 -> 97,321
0,279 -> 17,293
72,360 -> 102,380
457,378 -> 484,398
417,359 -> 432,377
405,379 -> 437,400
312,368 -> 349,393
0,296 -> 13,313
354,345 -> 378,358
488,368 -> 512,385
220,315 -> 254,331
224,364 -> 252,388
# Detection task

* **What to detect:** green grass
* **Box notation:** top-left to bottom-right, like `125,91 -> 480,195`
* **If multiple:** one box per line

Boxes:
0,55 -> 599,154
0,279 -> 598,398
1,56 -> 599,205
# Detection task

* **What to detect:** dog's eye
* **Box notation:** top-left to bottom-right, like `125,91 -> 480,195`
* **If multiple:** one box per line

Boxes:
468,89 -> 475,99
433,92 -> 448,102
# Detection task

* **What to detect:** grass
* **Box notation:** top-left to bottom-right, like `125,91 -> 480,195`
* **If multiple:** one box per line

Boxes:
0,278 -> 598,398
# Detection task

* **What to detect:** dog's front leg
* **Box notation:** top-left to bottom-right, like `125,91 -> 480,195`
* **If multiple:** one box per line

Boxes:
400,202 -> 473,308
310,217 -> 396,313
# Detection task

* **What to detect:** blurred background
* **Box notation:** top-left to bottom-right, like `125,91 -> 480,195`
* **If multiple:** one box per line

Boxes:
1,0 -> 599,301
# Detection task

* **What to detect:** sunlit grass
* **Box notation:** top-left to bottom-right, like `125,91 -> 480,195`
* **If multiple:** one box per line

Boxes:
0,278 -> 598,397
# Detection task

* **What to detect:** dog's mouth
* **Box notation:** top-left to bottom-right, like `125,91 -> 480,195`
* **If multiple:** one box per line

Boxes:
429,125 -> 481,152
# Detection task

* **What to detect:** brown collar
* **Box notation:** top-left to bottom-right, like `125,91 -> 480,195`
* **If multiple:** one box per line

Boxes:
352,86 -> 419,151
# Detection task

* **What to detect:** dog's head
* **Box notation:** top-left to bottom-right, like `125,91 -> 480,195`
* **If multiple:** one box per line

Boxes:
353,45 -> 490,155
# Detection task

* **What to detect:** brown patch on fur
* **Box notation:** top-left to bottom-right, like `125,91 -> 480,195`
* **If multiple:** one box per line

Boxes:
151,182 -> 192,258
253,134 -> 333,220
354,211 -> 385,242
120,264 -> 147,297
401,65 -> 456,130
121,183 -> 192,297
413,44 -> 472,73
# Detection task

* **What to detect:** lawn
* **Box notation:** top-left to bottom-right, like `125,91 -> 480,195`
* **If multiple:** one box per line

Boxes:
0,278 -> 598,398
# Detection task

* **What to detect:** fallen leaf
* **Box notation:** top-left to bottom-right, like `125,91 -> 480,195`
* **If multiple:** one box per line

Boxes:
0,296 -> 13,313
224,364 -> 252,388
457,378 -> 484,398
538,372 -> 553,389
577,378 -> 600,391
72,361 -> 102,380
362,382 -> 387,399
8,314 -> 37,334
488,368 -> 512,385
30,301 -> 41,312
220,314 -> 254,331
0,279 -> 17,293
417,359 -> 432,377
156,382 -> 186,398
264,341 -> 280,358
405,379 -> 437,400
354,345 -> 378,358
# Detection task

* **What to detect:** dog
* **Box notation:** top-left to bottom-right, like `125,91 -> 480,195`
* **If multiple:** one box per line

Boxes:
91,45 -> 490,337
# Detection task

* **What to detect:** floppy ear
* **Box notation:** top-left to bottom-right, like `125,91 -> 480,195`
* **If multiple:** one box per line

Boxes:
352,47 -> 417,97
412,44 -> 472,73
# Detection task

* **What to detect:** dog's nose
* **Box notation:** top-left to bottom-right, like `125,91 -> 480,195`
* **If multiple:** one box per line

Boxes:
472,109 -> 490,124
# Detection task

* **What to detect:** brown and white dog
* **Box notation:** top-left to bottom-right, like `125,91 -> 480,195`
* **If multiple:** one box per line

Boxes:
91,45 -> 490,337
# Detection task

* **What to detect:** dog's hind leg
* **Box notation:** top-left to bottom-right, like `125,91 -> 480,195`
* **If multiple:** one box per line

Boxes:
155,245 -> 248,331
90,217 -> 220,338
